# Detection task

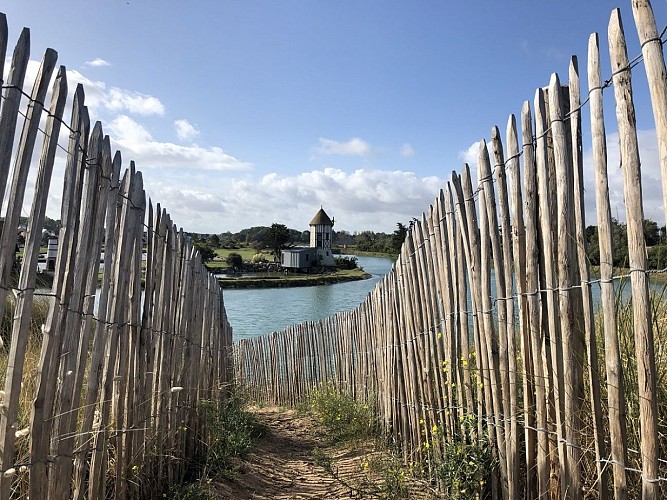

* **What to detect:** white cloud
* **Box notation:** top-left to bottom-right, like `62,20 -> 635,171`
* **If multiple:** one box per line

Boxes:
458,140 -> 482,166
174,119 -> 200,142
64,68 -> 108,111
145,167 -> 445,234
583,128 -> 664,226
61,68 -> 165,117
316,137 -> 372,157
108,115 -> 251,171
84,58 -> 111,68
9,59 -> 442,234
105,88 -> 165,116
109,115 -> 153,143
401,143 -> 415,158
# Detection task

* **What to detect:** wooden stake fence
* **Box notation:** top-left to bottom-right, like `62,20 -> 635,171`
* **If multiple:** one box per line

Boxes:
0,14 -> 234,499
235,2 -> 667,498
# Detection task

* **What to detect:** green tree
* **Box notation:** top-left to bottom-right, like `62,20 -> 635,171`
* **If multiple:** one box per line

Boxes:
585,218 -> 629,267
643,219 -> 660,246
194,242 -> 216,262
356,231 -> 377,252
334,256 -> 358,270
391,222 -> 408,253
226,252 -> 243,271
266,223 -> 291,261
209,234 -> 221,248
585,225 -> 600,266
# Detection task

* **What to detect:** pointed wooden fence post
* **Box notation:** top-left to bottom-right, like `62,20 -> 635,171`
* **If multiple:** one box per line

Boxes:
521,100 -> 551,495
0,64 -> 66,499
535,87 -> 566,495
0,47 -> 58,500
632,0 -> 667,242
30,83 -> 87,500
0,27 -> 29,212
609,9 -> 659,498
549,73 -> 584,499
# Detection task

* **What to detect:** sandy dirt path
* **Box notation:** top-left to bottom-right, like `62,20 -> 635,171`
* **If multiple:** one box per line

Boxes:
212,406 -> 376,499
211,406 -> 432,499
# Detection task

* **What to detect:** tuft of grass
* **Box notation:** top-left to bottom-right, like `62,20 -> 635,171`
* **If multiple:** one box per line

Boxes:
0,296 -> 51,497
197,390 -> 266,480
361,451 -> 413,499
310,441 -> 418,499
306,384 -> 422,498
589,278 -> 667,496
172,388 -> 265,497
307,382 -> 378,444
171,480 -> 218,500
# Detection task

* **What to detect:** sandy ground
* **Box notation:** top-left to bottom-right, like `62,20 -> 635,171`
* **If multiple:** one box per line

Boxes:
211,407 -> 432,499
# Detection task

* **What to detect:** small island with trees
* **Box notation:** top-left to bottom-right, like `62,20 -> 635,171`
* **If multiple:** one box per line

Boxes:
189,208 -> 409,289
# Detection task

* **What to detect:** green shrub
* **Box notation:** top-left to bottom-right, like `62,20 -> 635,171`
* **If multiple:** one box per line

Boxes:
171,481 -> 218,500
251,252 -> 268,263
334,256 -> 358,270
307,382 -> 377,443
433,437 -> 492,499
197,391 -> 264,479
225,252 -> 243,272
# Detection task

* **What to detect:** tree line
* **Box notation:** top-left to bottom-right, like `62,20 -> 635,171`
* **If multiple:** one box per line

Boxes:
14,214 -> 667,270
189,221 -> 412,258
586,218 -> 666,269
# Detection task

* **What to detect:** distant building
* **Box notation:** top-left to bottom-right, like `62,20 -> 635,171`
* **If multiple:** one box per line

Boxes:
280,247 -> 318,270
46,236 -> 58,271
281,207 -> 336,271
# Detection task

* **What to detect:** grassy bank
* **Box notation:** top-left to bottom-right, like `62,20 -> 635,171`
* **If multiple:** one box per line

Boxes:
217,269 -> 371,289
338,249 -> 398,259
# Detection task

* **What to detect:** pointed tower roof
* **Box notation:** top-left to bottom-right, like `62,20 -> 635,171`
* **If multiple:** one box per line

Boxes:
309,208 -> 333,226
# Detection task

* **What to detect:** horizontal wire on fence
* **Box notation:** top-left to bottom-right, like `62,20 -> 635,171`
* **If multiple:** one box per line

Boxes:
0,379 -> 231,473
0,86 -> 197,249
239,351 -> 667,485
0,283 -> 228,354
241,255 -> 667,362
0,27 -> 231,500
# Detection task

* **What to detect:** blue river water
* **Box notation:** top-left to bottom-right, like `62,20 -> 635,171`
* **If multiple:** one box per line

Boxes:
223,255 -> 395,341
222,253 -> 667,342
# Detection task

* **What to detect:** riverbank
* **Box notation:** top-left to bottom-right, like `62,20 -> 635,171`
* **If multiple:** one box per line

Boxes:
217,269 -> 372,289
588,265 -> 667,284
344,249 -> 398,259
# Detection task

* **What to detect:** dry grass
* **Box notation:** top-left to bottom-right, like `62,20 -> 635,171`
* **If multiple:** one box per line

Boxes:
0,295 -> 49,497
588,280 -> 667,498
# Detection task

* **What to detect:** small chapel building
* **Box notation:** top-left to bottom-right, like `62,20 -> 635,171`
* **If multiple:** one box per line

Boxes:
281,207 -> 336,271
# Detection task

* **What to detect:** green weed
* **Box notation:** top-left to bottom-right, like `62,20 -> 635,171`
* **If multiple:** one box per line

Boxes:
171,480 -> 218,500
197,390 -> 266,480
172,389 -> 264,497
432,437 -> 492,499
363,451 -> 412,499
307,384 -> 418,498
307,382 -> 378,443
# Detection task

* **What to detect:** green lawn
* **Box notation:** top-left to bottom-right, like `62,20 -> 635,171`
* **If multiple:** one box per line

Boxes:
217,268 -> 371,288
208,247 -> 275,269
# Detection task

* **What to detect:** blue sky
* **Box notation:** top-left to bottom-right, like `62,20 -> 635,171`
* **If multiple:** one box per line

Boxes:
3,1 -> 667,233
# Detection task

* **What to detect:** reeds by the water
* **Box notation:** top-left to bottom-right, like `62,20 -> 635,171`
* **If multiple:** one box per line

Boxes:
589,279 -> 667,497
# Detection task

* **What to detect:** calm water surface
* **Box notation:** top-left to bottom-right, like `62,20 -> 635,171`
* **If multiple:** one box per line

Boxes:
224,255 -> 395,341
